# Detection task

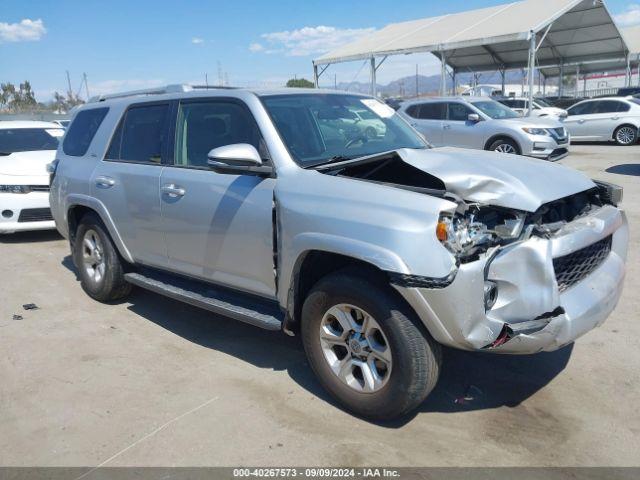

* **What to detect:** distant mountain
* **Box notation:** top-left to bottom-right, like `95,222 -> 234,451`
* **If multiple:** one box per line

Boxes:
333,70 -> 537,97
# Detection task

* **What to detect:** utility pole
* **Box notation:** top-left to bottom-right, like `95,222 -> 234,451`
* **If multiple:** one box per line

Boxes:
66,70 -> 73,100
205,73 -> 209,87
83,73 -> 90,100
334,74 -> 337,90
415,64 -> 418,98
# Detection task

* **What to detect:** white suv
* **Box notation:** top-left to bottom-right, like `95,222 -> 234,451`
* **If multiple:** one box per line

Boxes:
0,121 -> 64,233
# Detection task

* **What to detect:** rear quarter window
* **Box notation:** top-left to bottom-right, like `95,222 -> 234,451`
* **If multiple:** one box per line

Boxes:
63,107 -> 109,156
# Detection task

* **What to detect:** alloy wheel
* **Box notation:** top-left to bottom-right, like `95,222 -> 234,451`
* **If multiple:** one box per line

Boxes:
494,143 -> 517,154
616,126 -> 636,145
319,304 -> 392,393
82,229 -> 106,285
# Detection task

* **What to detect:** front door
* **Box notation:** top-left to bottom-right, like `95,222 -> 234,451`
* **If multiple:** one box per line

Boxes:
160,98 -> 276,299
90,102 -> 170,268
441,102 -> 483,149
565,101 -> 597,139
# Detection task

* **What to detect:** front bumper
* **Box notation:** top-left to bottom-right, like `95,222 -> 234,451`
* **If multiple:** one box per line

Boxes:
522,133 -> 570,161
396,205 -> 628,354
0,191 -> 55,233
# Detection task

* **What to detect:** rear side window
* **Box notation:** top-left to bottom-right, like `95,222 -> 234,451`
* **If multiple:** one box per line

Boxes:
63,108 -> 109,156
418,103 -> 446,120
594,101 -> 628,114
405,105 -> 420,118
106,103 -> 169,164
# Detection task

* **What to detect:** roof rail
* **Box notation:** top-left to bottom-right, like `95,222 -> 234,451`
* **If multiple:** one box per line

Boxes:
87,83 -> 236,103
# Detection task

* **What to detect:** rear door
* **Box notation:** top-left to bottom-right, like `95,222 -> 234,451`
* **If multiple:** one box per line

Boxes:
90,102 -> 170,267
404,102 -> 446,146
588,100 -> 631,138
441,102 -> 484,149
159,98 -> 276,298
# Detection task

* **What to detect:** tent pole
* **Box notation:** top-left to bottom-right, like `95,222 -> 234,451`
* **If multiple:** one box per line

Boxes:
626,54 -> 632,87
637,54 -> 640,87
370,57 -> 376,97
452,69 -> 457,95
313,64 -> 319,88
575,65 -> 580,98
542,74 -> 546,96
500,68 -> 506,95
527,32 -> 535,116
559,62 -> 564,97
440,51 -> 447,96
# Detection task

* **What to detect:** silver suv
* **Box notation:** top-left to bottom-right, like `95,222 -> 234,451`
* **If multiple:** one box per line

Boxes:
399,96 -> 570,161
50,85 -> 628,419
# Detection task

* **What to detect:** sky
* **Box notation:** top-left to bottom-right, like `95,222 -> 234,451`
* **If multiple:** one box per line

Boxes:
1,0 -> 639,102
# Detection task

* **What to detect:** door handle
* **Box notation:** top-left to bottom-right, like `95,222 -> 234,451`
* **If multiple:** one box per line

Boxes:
578,119 -> 585,124
443,124 -> 451,130
95,176 -> 115,188
161,184 -> 185,198
611,116 -> 620,120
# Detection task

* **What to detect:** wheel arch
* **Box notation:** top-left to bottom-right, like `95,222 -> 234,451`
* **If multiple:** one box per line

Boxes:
66,195 -> 134,263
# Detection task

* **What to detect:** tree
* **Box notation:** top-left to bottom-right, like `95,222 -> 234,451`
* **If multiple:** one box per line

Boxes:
286,78 -> 315,88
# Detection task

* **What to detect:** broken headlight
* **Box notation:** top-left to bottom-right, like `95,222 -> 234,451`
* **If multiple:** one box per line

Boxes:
437,206 -> 526,260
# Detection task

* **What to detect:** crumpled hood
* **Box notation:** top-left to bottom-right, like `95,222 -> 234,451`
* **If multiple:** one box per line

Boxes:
0,150 -> 56,176
397,147 -> 595,212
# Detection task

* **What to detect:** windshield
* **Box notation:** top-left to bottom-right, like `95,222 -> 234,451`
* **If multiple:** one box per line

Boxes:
0,128 -> 63,154
469,100 -> 520,119
534,98 -> 553,108
261,94 -> 427,167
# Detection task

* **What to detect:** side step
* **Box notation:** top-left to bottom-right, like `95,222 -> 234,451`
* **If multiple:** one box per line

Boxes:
124,270 -> 283,331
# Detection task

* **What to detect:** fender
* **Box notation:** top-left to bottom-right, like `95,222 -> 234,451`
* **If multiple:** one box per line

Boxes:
65,193 -> 135,263
277,232 -> 410,307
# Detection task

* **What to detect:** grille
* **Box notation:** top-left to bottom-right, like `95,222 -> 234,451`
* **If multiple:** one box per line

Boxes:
18,208 -> 53,223
28,185 -> 50,192
553,236 -> 612,292
550,127 -> 568,142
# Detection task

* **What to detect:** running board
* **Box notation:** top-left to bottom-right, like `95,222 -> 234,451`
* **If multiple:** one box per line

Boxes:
124,270 -> 283,331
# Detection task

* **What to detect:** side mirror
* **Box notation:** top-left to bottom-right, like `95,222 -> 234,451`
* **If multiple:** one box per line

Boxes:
207,144 -> 273,176
468,113 -> 481,123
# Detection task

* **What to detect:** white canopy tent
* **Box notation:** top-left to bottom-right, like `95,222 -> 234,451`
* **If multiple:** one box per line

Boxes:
538,24 -> 640,92
312,0 -> 631,114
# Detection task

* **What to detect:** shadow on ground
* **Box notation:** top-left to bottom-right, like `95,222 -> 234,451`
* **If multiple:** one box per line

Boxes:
0,230 -> 62,244
605,164 -> 640,176
75,271 -> 572,427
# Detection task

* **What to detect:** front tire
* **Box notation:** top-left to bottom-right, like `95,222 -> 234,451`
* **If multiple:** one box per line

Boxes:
73,213 -> 132,302
489,138 -> 520,155
614,125 -> 638,146
301,270 -> 441,420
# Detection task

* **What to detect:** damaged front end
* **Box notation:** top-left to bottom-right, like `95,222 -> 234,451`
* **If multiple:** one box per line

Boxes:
396,185 -> 628,354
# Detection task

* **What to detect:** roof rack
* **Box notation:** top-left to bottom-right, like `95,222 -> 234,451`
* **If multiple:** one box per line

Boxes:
88,84 -> 238,103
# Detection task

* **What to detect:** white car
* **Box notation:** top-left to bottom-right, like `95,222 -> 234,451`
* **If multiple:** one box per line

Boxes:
0,121 -> 64,233
564,97 -> 640,145
497,97 -> 568,119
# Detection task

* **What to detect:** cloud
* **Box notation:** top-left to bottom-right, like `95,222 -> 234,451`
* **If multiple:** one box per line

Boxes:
614,4 -> 640,27
249,42 -> 264,52
191,37 -> 204,44
0,18 -> 46,42
256,25 -> 375,57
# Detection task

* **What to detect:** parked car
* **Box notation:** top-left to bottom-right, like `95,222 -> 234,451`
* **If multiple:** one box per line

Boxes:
496,97 -> 568,119
50,86 -> 628,419
0,121 -> 64,233
564,97 -> 640,145
399,96 -> 570,161
617,87 -> 640,97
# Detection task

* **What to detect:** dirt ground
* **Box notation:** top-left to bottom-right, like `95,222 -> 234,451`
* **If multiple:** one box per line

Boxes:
1,143 -> 638,467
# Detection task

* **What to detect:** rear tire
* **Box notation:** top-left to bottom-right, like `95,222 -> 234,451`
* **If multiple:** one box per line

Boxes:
301,269 -> 441,420
614,125 -> 638,146
73,213 -> 132,302
489,138 -> 520,155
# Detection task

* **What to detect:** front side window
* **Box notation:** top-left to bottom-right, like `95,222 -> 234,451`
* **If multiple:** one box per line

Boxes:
174,100 -> 265,168
447,103 -> 474,121
63,107 -> 109,156
0,128 -> 63,154
262,94 -> 426,168
106,103 -> 169,163
468,100 -> 519,119
568,101 -> 596,116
